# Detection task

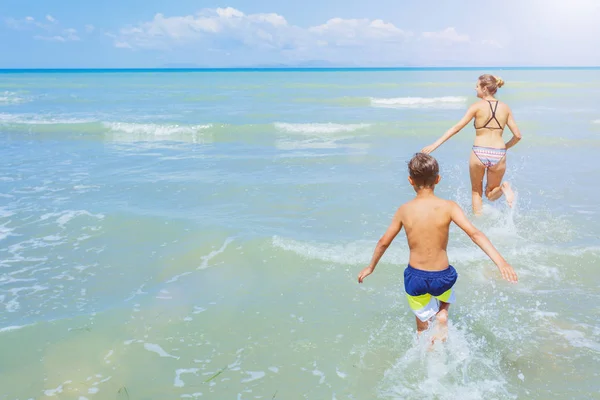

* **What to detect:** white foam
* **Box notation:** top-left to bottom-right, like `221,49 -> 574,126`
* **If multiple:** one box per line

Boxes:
165,271 -> 193,284
144,343 -> 180,359
274,122 -> 370,134
370,96 -> 467,108
378,324 -> 511,399
311,364 -> 326,384
241,371 -> 265,383
271,235 -> 594,272
199,237 -> 234,270
44,381 -> 72,397
275,138 -> 369,151
0,223 -> 13,241
0,112 -> 93,124
555,328 -> 600,353
0,324 -> 29,333
593,120 -> 600,124
0,92 -> 27,105
272,236 -> 396,266
0,207 -> 14,219
105,122 -> 211,136
174,368 -> 200,387
104,350 -> 114,364
181,393 -> 203,398
40,210 -> 105,227
4,297 -> 19,312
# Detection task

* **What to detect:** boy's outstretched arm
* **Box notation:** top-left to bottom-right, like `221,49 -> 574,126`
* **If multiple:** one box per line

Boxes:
449,202 -> 518,283
358,207 -> 403,283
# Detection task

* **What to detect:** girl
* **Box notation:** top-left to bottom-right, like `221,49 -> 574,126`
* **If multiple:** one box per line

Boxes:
422,75 -> 522,214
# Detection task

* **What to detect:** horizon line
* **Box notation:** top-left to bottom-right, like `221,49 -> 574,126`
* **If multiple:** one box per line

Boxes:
1,66 -> 599,73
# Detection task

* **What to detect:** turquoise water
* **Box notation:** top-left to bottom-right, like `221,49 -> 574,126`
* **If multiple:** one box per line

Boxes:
1,69 -> 599,399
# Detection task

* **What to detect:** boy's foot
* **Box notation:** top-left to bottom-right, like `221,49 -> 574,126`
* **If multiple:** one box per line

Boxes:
430,310 -> 449,345
501,182 -> 515,207
431,324 -> 448,344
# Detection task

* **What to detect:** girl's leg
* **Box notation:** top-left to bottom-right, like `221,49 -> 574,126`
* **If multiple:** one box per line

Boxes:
469,151 -> 486,215
485,157 -> 514,207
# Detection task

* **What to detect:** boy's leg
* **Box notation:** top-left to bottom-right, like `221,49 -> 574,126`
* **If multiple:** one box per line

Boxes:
437,301 -> 450,327
432,301 -> 450,343
416,317 -> 429,334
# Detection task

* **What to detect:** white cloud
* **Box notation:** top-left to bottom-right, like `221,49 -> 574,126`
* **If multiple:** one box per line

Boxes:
34,35 -> 66,42
5,14 -> 82,42
63,28 -> 80,41
113,7 -> 413,54
115,7 -> 297,50
481,39 -> 503,48
309,18 -> 409,46
4,17 -> 35,30
85,24 -> 95,33
422,27 -> 470,43
115,41 -> 133,49
216,7 -> 244,18
35,27 -> 79,42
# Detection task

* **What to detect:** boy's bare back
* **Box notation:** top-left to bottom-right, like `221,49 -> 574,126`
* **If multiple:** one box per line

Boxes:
399,195 -> 453,272
358,153 -> 516,286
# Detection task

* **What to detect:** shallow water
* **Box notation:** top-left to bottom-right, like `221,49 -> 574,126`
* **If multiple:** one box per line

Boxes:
1,68 -> 599,399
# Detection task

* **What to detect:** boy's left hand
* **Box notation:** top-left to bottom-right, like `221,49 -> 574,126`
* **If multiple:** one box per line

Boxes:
357,267 -> 374,283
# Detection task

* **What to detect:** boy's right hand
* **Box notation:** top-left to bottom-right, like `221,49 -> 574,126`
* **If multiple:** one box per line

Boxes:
498,263 -> 518,283
357,267 -> 374,283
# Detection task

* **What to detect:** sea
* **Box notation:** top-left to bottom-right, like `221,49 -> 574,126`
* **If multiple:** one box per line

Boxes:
0,68 -> 599,399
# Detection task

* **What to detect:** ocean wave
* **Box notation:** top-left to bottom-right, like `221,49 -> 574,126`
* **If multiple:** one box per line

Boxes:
0,114 -> 214,142
104,122 -> 212,136
0,112 -> 93,124
40,210 -> 105,227
275,139 -> 369,151
370,96 -> 467,109
274,122 -> 370,134
271,236 -> 599,268
0,92 -> 28,106
0,223 -> 14,241
0,324 -> 31,334
0,114 -> 213,134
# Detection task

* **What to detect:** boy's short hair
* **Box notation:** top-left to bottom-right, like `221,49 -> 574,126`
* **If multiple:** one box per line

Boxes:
408,153 -> 439,187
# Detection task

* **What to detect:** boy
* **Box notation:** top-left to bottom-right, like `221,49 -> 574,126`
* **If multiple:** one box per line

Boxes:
358,153 -> 517,341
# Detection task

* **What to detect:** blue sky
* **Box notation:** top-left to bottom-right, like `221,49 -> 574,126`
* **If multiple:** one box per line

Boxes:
1,0 -> 599,68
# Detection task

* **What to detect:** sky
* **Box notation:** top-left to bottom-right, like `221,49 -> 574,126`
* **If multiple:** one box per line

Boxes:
1,0 -> 599,68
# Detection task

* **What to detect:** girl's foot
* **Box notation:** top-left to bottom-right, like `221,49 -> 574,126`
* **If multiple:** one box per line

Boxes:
501,182 -> 514,207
